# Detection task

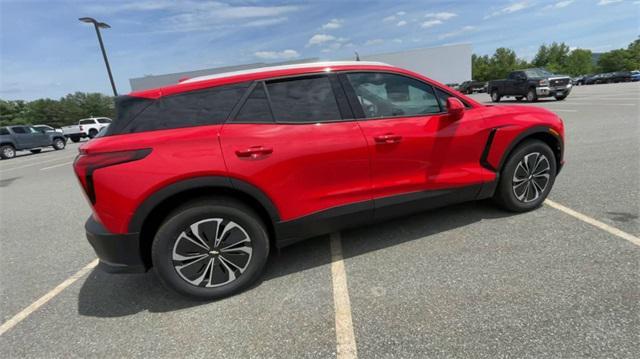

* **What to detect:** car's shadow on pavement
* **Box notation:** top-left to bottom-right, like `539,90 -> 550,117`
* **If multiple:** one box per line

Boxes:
77,200 -> 516,318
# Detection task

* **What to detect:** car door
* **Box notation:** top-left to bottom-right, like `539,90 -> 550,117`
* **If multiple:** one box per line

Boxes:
27,126 -> 50,146
10,126 -> 33,149
341,71 -> 488,218
220,74 -> 372,226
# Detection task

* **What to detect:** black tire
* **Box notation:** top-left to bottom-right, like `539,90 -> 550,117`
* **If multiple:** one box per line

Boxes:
1,144 -> 16,159
526,88 -> 537,102
52,137 -> 66,150
493,140 -> 557,212
515,96 -> 524,101
491,89 -> 501,102
88,129 -> 98,139
70,136 -> 80,143
152,197 -> 270,300
555,94 -> 567,101
30,149 -> 42,154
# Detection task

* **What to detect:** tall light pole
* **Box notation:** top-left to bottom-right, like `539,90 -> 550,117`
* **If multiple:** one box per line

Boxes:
79,17 -> 118,96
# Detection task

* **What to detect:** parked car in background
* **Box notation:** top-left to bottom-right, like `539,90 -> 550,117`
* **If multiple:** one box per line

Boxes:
76,61 -> 565,299
488,68 -> 572,102
609,71 -> 633,83
573,75 -> 589,86
33,124 -> 63,134
0,125 -> 66,159
584,73 -> 615,85
61,117 -> 112,142
631,70 -> 640,82
458,80 -> 487,94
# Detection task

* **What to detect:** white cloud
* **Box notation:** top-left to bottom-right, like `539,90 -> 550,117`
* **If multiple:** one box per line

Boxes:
421,19 -> 443,28
425,12 -> 457,20
321,18 -> 344,30
544,0 -> 574,9
598,0 -> 623,4
397,20 -> 407,26
365,39 -> 384,46
254,49 -> 300,60
484,1 -> 530,19
307,34 -> 336,46
438,25 -> 476,39
86,1 -> 299,32
396,11 -> 406,16
383,15 -> 396,22
393,38 -> 403,43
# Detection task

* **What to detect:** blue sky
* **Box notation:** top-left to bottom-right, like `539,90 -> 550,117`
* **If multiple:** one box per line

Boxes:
1,0 -> 638,100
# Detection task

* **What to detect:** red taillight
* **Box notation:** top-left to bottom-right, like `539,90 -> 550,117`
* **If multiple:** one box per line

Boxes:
73,149 -> 151,204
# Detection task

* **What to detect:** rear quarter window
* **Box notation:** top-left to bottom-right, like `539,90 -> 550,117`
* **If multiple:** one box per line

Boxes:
118,82 -> 249,134
266,75 -> 341,123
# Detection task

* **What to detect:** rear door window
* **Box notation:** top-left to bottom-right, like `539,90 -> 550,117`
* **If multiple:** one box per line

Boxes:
234,83 -> 273,123
0,128 -> 9,135
79,119 -> 95,125
11,126 -> 27,134
266,75 -> 341,123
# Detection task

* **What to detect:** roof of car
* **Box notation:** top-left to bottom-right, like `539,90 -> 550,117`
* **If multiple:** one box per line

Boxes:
130,61 -> 395,99
182,61 -> 389,84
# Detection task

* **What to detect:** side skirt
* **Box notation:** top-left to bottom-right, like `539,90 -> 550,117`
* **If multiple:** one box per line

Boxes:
275,182 -> 491,247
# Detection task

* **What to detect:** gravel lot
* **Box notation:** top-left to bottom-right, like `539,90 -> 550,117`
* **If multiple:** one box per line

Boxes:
1,82 -> 638,358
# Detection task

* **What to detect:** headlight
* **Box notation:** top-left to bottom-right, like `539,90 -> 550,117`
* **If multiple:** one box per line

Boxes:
539,79 -> 549,86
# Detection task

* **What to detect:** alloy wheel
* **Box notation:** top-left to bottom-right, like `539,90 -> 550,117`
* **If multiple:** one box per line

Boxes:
512,152 -> 550,203
172,218 -> 253,288
54,139 -> 64,149
3,146 -> 15,158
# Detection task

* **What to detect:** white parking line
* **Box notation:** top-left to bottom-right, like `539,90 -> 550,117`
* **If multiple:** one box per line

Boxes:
40,161 -> 74,171
552,109 -> 578,112
0,259 -> 98,336
330,232 -> 358,359
545,200 -> 640,247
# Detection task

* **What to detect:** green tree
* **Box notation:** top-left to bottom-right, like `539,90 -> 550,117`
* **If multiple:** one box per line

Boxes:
532,42 -> 570,73
598,49 -> 632,72
472,54 -> 491,81
564,49 -> 593,76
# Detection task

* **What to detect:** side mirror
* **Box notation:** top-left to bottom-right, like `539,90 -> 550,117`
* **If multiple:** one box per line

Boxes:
446,97 -> 465,121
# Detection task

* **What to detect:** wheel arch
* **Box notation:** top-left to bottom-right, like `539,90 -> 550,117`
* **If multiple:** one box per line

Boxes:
129,176 -> 279,269
497,126 -> 563,174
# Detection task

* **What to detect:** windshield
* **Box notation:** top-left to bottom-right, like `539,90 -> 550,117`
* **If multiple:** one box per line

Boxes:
524,68 -> 554,78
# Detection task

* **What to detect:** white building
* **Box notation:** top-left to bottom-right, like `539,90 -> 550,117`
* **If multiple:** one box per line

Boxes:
129,44 -> 472,91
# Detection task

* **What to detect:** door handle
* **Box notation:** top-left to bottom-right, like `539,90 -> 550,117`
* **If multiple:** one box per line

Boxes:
374,133 -> 402,144
235,146 -> 273,158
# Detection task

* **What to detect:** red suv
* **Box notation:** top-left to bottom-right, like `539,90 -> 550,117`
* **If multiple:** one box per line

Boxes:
75,61 -> 564,299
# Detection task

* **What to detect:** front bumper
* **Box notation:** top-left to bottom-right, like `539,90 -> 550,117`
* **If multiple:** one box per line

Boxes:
85,216 -> 147,273
536,84 -> 572,97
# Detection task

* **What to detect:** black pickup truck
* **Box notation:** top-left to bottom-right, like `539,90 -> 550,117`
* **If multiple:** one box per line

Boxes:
488,68 -> 572,102
0,125 -> 67,159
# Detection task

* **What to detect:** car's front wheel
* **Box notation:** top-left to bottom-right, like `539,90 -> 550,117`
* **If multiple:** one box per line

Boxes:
527,88 -> 538,102
152,197 -> 270,300
493,140 -> 557,212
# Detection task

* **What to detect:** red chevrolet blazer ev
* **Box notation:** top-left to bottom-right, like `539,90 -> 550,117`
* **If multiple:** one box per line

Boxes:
74,61 -> 564,299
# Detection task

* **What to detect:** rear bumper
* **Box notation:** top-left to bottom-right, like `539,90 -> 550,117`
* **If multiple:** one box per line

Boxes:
85,216 -> 147,273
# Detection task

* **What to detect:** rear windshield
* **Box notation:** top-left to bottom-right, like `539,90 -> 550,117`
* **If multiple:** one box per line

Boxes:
107,82 -> 249,135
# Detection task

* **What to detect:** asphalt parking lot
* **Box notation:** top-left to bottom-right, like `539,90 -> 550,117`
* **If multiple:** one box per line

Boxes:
1,82 -> 638,358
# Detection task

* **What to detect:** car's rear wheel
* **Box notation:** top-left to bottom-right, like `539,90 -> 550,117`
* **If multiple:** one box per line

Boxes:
152,197 -> 270,300
526,88 -> 537,102
88,129 -> 98,139
1,144 -> 16,159
70,136 -> 80,143
493,140 -> 557,212
491,90 -> 501,102
515,96 -> 523,101
52,138 -> 66,150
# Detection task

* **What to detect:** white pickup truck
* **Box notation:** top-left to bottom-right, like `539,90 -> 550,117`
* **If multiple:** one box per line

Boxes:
61,117 -> 112,142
